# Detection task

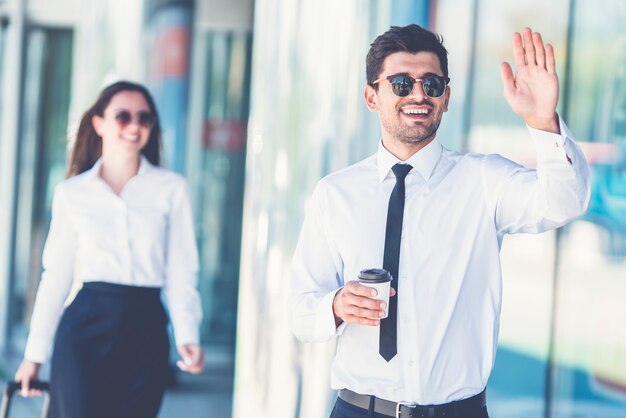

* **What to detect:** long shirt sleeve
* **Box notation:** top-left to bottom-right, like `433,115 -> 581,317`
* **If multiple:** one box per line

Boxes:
24,183 -> 77,364
163,180 -> 202,347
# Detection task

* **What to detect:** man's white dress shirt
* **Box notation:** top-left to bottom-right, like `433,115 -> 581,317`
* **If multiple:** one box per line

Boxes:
290,117 -> 590,405
25,156 -> 202,364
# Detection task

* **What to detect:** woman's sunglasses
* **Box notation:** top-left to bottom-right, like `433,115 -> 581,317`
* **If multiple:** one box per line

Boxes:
114,110 -> 155,129
372,74 -> 450,98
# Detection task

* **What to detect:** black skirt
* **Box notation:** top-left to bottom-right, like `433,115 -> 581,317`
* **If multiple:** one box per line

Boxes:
49,281 -> 170,418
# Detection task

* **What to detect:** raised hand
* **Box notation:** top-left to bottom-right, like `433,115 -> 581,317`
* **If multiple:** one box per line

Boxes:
501,27 -> 560,133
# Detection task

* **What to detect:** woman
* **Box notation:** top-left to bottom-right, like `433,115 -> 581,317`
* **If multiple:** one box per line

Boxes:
14,81 -> 204,418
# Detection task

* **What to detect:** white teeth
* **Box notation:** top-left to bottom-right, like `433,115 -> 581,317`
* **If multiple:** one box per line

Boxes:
402,108 -> 429,115
123,135 -> 139,142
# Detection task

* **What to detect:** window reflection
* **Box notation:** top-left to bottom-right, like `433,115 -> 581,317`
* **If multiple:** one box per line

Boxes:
187,31 -> 252,348
552,1 -> 626,416
0,17 -> 7,160
11,28 -> 73,347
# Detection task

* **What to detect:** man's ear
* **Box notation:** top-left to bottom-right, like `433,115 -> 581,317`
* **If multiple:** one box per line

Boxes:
364,85 -> 378,112
92,115 -> 104,137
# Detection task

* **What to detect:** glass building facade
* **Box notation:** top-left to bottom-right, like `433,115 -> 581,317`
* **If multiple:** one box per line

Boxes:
234,0 -> 626,417
0,0 -> 624,417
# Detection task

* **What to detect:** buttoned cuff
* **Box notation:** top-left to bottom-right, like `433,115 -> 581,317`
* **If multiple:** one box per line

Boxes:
171,317 -> 201,347
528,115 -> 573,164
319,287 -> 347,337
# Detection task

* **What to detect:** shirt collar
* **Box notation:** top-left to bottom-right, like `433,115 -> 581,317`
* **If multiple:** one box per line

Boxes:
84,155 -> 152,182
376,138 -> 442,182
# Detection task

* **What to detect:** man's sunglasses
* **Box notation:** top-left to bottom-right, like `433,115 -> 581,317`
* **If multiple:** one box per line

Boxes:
372,74 -> 450,98
114,110 -> 155,129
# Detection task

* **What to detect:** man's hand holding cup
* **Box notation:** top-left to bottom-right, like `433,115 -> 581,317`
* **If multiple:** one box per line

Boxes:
332,268 -> 395,327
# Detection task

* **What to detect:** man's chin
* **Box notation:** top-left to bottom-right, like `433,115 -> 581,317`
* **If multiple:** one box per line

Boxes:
397,129 -> 437,145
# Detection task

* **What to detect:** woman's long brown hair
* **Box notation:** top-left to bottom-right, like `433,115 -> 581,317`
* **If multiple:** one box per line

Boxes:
67,81 -> 162,177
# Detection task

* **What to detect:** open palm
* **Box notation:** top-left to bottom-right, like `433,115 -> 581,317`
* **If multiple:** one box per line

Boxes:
501,28 -> 559,132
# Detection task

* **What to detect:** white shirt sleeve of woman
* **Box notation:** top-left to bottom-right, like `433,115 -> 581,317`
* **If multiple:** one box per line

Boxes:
163,177 -> 203,347
24,183 -> 77,364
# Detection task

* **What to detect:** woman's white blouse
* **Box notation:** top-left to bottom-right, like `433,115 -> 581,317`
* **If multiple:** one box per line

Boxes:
24,157 -> 202,363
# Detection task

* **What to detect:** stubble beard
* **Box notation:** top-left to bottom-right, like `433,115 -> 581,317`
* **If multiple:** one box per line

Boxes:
383,111 -> 444,146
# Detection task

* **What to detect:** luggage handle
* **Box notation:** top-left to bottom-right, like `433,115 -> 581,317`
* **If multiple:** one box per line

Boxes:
1,380 -> 50,418
4,380 -> 50,396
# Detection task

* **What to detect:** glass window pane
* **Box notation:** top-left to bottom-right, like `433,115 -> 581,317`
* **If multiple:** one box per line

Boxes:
0,18 -> 7,163
551,1 -> 626,417
187,30 -> 252,348
466,1 -> 569,417
11,27 -> 73,348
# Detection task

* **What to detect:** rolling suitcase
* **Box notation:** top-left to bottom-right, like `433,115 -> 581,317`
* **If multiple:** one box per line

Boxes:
0,381 -> 50,418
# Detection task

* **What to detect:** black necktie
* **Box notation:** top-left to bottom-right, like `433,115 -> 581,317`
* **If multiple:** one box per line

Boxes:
379,163 -> 412,361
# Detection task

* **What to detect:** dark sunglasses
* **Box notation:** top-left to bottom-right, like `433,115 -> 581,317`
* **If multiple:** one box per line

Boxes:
114,110 -> 155,129
373,74 -> 450,98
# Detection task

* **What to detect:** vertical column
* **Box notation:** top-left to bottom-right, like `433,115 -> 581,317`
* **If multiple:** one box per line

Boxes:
0,0 -> 25,351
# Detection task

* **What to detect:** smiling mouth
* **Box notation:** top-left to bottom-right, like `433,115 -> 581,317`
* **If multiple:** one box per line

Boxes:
401,108 -> 430,115
400,106 -> 432,120
122,134 -> 140,143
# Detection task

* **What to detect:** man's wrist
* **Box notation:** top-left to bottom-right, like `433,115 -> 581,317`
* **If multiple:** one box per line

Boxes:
525,113 -> 560,134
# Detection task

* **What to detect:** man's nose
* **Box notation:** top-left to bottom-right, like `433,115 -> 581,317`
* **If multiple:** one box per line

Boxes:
406,80 -> 426,101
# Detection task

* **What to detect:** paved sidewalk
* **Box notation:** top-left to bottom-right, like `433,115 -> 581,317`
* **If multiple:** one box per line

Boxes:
159,349 -> 234,418
0,347 -> 234,418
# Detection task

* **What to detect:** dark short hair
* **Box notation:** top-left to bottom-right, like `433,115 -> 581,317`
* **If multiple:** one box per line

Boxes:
68,80 -> 162,177
366,24 -> 449,87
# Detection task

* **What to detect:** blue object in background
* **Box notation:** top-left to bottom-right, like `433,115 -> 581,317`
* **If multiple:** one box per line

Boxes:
390,0 -> 431,27
149,4 -> 192,174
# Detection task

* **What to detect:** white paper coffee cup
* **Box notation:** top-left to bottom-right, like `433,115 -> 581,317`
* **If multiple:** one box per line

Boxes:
357,268 -> 392,318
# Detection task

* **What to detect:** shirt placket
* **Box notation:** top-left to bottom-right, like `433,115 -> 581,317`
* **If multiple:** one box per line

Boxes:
117,196 -> 134,282
399,175 -> 425,401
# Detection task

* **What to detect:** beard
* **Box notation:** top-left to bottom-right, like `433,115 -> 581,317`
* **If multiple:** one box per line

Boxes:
379,104 -> 445,145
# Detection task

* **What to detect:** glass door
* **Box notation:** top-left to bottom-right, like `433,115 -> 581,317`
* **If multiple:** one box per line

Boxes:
10,27 -> 73,351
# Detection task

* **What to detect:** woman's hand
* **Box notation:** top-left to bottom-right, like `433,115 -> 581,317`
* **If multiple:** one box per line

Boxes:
176,343 -> 204,374
14,359 -> 42,397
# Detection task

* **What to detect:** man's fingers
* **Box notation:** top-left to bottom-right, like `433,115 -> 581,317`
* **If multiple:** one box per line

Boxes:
523,27 -> 536,65
346,280 -> 378,297
545,44 -> 556,74
337,283 -> 388,323
349,294 -> 385,310
346,304 -> 385,319
340,291 -> 386,314
533,32 -> 546,68
500,62 -> 515,95
512,32 -> 525,68
344,314 -> 380,326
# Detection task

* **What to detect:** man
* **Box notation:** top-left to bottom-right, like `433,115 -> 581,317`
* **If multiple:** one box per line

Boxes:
290,24 -> 589,418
